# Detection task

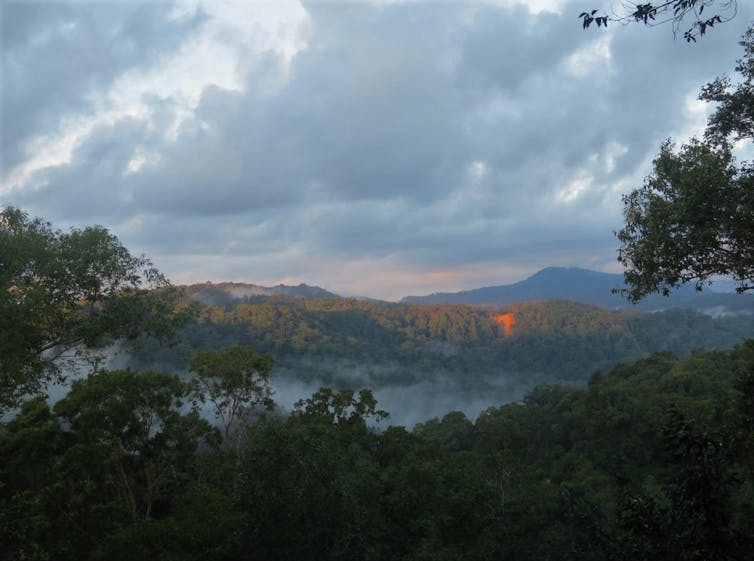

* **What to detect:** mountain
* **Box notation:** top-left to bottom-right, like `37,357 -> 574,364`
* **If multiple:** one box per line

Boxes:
401,267 -> 754,314
183,281 -> 338,306
132,296 -> 754,399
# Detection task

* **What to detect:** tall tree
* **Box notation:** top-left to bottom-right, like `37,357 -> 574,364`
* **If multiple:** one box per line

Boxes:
617,26 -> 754,301
53,369 -> 217,523
0,207 -> 191,410
189,346 -> 274,442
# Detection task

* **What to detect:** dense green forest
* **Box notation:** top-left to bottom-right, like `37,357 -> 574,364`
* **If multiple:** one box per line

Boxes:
2,207 -> 753,560
131,295 -> 754,391
2,344 -> 753,560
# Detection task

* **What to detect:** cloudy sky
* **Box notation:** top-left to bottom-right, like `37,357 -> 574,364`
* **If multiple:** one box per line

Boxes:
2,0 -> 751,300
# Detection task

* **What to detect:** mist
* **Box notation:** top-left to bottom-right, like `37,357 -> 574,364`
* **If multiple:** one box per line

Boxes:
5,349 -> 551,430
268,363 -> 567,428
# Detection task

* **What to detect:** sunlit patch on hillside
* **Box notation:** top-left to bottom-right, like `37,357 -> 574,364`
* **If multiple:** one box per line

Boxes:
493,312 -> 515,336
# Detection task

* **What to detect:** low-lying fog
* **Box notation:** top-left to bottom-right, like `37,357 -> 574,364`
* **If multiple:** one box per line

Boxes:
270,375 -> 534,428
4,348 -> 556,428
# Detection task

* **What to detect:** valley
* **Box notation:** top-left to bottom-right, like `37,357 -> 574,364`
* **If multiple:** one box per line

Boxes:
128,279 -> 754,424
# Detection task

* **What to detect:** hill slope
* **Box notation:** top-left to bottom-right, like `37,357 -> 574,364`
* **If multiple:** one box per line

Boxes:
183,282 -> 338,306
133,296 -> 754,391
402,267 -> 754,313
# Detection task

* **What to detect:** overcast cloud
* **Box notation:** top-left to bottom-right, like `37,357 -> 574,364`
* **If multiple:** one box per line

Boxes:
2,0 -> 752,300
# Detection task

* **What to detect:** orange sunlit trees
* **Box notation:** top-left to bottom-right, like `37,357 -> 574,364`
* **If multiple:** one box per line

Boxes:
493,313 -> 516,336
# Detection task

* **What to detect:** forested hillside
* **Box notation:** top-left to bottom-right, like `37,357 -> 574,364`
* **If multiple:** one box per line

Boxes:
184,282 -> 339,306
132,296 -> 754,392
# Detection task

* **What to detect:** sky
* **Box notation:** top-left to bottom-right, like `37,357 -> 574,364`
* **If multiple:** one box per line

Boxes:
2,0 -> 752,301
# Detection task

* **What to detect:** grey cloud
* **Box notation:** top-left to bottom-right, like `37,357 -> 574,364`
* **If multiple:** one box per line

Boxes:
2,0 -> 204,172
17,2 -> 471,217
456,4 -> 593,92
5,1 -> 753,296
12,116 -> 156,219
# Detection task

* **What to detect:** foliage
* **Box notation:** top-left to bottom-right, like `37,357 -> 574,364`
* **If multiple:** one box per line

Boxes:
131,295 -> 754,394
580,1 -> 738,42
617,26 -> 754,301
2,342 -> 754,559
188,346 -> 274,442
618,139 -> 753,299
236,414 -> 384,561
0,206 -> 192,411
0,370 -> 218,560
701,27 -> 754,144
292,387 -> 389,426
52,370 -> 218,523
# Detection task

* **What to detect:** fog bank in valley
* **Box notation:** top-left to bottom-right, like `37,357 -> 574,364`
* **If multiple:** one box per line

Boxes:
9,351 -> 546,429
269,363 -> 559,428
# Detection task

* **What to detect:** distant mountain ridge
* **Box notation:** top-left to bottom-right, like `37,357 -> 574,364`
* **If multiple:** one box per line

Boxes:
179,268 -> 754,315
184,281 -> 338,306
402,267 -> 754,314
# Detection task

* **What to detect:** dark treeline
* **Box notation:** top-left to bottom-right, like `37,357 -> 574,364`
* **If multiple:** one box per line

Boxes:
132,295 -> 754,387
2,343 -> 753,560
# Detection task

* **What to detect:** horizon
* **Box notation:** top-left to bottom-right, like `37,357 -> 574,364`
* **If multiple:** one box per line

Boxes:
3,1 -> 752,301
176,264 -> 623,301
176,264 -> 741,302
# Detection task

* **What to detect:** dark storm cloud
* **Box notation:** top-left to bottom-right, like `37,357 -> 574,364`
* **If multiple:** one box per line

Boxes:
3,1 -> 753,297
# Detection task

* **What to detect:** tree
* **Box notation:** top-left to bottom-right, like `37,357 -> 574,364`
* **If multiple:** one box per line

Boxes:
701,25 -> 754,144
236,413 -> 385,561
0,207 -> 191,411
580,1 -> 738,42
188,346 -> 274,442
53,369 -> 218,523
292,387 -> 388,427
0,371 -> 218,560
617,26 -> 754,301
